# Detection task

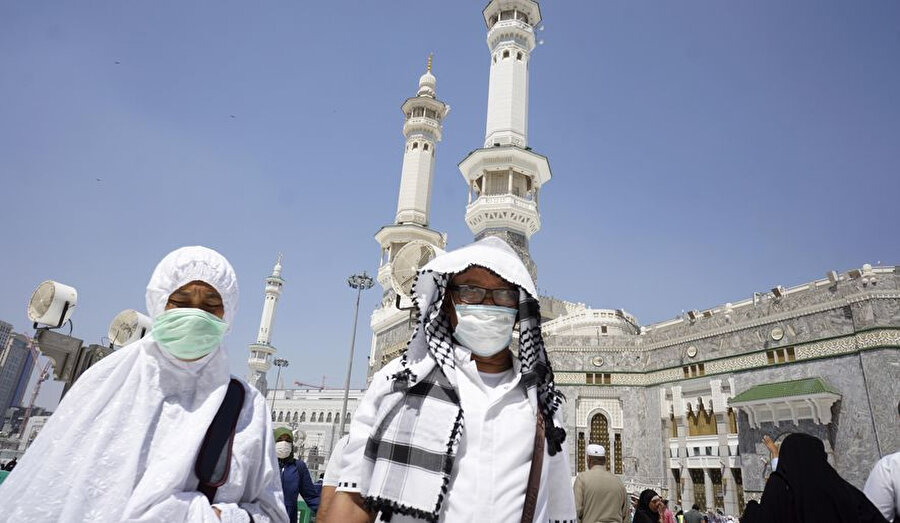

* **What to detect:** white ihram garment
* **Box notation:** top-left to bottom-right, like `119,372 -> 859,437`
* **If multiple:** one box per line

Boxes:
0,246 -> 287,523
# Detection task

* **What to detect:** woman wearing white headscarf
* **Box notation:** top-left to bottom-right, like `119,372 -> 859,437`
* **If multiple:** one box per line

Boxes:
0,246 -> 287,523
328,237 -> 576,522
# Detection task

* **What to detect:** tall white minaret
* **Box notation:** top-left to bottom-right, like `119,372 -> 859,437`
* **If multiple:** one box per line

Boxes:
247,255 -> 284,395
459,0 -> 550,280
374,56 -> 449,292
369,57 -> 449,377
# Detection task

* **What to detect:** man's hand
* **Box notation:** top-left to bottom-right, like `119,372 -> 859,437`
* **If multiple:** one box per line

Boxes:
763,435 -> 779,458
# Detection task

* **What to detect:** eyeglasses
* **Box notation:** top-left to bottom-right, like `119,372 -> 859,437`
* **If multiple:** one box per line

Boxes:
449,284 -> 519,308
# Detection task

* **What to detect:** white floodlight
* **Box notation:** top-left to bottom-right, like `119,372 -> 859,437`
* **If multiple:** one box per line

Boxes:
771,286 -> 785,299
108,309 -> 152,347
687,310 -> 699,321
27,280 -> 77,328
847,268 -> 862,279
826,271 -> 839,285
390,241 -> 444,309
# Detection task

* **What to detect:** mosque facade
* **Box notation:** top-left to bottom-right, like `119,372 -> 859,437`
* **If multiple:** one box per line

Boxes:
367,0 -> 900,515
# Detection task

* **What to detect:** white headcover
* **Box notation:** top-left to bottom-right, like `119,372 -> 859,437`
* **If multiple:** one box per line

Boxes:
0,246 -> 287,523
423,236 -> 538,299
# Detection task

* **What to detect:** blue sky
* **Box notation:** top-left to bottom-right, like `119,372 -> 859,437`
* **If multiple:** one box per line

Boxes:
1,1 -> 898,409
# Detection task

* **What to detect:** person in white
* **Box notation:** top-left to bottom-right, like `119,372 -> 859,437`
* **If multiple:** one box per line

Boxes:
864,401 -> 900,522
317,434 -> 350,521
0,246 -> 287,523
326,237 -> 576,522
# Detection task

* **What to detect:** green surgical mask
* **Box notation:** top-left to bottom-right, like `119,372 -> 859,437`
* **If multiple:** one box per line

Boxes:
152,308 -> 228,360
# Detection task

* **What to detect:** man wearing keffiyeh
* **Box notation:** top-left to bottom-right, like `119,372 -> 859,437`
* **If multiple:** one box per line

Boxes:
325,237 -> 577,523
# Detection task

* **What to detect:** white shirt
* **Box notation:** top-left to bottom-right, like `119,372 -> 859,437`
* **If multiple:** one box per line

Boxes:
442,349 -> 532,521
865,451 -> 900,522
339,346 -> 576,522
323,435 -> 350,487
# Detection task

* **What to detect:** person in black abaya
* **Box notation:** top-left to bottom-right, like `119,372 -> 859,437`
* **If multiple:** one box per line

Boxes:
741,433 -> 887,523
633,489 -> 663,523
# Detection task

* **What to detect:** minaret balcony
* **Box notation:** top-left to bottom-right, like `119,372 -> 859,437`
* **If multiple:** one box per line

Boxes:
465,193 -> 540,238
487,20 -> 535,50
403,117 -> 442,141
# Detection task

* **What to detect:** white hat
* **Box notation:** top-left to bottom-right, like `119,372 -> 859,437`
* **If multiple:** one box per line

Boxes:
586,444 -> 605,457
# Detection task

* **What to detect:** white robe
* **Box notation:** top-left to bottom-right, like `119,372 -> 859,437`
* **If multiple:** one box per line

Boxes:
0,246 -> 287,523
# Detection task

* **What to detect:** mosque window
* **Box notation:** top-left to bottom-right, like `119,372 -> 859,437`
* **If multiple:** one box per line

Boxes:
589,413 -> 611,471
293,412 -> 298,422
271,412 -> 276,422
614,433 -> 623,474
335,412 -> 341,423
412,142 -> 419,150
577,432 -> 586,473
318,412 -> 325,422
586,372 -> 611,385
601,326 -> 608,334
766,347 -> 796,365
493,55 -> 497,64
517,52 -> 523,61
277,411 -> 284,422
423,143 -> 429,151
326,412 -> 333,423
299,412 -> 306,422
503,50 -> 510,59
682,364 -> 705,378
346,412 -> 351,422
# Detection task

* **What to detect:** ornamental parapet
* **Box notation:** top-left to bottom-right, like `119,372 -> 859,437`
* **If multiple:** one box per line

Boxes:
465,194 -> 540,238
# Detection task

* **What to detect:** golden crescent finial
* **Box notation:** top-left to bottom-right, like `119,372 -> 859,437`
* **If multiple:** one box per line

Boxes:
427,53 -> 433,73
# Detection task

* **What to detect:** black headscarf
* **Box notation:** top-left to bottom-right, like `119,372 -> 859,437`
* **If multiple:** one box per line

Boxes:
741,433 -> 887,523
633,489 -> 661,523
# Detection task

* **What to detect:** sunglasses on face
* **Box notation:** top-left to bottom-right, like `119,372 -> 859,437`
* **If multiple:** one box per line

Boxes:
449,284 -> 520,308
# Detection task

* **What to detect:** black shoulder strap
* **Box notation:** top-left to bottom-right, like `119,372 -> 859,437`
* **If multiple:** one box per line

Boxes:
196,378 -> 246,504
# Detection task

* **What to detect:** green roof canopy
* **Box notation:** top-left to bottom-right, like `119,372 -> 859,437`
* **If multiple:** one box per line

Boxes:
730,377 -> 840,405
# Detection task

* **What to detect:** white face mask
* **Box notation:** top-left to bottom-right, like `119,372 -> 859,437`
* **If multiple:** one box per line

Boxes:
770,457 -> 778,472
275,441 -> 292,459
453,304 -> 517,357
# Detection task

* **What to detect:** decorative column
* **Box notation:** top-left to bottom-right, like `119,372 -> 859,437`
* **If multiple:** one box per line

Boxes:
724,467 -> 739,516
683,469 -> 695,509
704,468 -> 715,511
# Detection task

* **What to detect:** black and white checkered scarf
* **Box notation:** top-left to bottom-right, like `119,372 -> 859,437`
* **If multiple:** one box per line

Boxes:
362,239 -> 565,522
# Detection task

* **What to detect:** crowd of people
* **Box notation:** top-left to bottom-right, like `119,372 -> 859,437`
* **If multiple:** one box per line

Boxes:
0,241 -> 896,522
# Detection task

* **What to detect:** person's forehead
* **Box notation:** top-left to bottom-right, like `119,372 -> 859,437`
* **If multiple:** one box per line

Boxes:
450,266 -> 514,286
171,281 -> 221,297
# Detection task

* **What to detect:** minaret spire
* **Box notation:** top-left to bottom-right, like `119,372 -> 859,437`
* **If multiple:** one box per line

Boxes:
459,0 -> 549,280
247,255 -> 285,395
369,59 -> 450,377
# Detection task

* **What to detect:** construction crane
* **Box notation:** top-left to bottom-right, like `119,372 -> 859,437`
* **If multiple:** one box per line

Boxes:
293,375 -> 328,390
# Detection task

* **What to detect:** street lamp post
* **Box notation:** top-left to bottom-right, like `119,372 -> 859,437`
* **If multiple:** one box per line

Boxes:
270,358 -> 289,417
339,272 -> 374,437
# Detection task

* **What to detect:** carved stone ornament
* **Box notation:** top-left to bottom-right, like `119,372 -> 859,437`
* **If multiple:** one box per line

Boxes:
591,356 -> 604,367
771,327 -> 785,341
686,346 -> 698,358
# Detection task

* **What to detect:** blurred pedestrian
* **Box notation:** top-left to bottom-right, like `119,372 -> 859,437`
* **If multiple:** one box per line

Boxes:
573,444 -> 629,522
275,427 -> 320,523
683,503 -> 703,523
864,400 -> 900,522
740,432 -> 886,522
633,489 -> 663,523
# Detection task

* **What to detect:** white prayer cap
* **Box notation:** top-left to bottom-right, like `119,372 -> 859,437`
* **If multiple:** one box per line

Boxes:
586,444 -> 605,457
